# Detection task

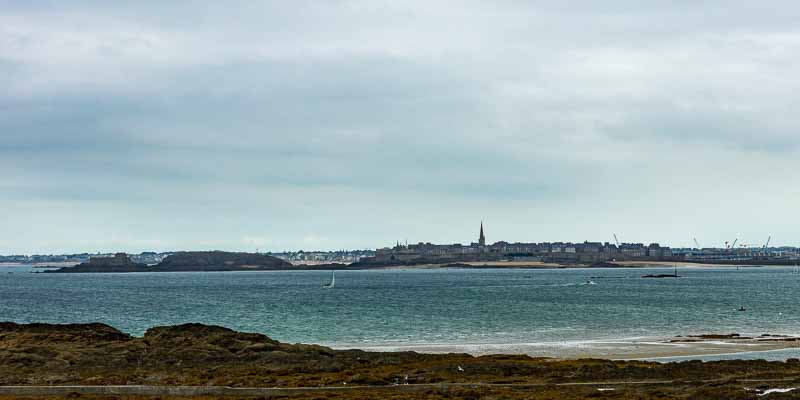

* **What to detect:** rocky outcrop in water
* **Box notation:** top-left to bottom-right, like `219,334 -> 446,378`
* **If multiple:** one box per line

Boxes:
153,251 -> 292,271
45,251 -> 293,273
43,253 -> 148,273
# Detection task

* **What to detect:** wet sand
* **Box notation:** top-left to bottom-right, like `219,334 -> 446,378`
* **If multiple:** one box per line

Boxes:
336,335 -> 800,360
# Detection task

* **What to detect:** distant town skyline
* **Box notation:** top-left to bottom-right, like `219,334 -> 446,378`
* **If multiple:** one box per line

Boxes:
0,222 -> 784,256
2,2 -> 799,253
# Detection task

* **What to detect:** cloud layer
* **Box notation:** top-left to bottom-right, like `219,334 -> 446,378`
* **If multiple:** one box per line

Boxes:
2,1 -> 799,253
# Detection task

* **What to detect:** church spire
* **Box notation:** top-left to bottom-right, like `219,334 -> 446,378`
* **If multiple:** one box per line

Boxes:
479,221 -> 486,246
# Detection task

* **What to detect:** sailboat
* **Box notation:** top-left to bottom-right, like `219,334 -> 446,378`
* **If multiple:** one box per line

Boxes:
322,270 -> 335,289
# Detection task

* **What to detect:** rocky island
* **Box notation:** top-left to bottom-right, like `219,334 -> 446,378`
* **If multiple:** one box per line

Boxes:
45,251 -> 292,273
0,322 -> 799,399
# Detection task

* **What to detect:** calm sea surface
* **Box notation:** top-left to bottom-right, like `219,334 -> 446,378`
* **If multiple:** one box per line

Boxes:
1,267 -> 799,354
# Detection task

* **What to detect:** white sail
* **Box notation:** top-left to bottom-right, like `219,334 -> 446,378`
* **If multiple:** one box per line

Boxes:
323,271 -> 335,288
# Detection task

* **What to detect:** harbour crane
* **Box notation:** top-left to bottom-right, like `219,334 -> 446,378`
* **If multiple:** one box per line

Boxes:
693,238 -> 701,249
764,236 -> 771,249
730,238 -> 738,249
613,234 -> 620,247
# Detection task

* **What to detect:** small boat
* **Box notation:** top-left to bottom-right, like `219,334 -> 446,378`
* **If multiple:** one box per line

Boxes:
738,306 -> 747,312
643,266 -> 680,279
322,270 -> 335,288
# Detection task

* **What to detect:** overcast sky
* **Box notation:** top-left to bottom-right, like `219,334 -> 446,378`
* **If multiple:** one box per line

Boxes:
2,1 -> 799,254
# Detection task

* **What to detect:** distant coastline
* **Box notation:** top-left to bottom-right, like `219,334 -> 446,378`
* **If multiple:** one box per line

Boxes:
39,255 -> 783,273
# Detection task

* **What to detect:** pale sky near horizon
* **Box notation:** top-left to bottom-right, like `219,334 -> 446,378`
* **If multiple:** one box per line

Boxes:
2,1 -> 799,254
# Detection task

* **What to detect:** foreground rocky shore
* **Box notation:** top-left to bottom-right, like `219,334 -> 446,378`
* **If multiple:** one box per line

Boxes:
1,323 -> 799,399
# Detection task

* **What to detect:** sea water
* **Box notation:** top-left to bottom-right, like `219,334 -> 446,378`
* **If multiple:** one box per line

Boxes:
1,266 -> 799,356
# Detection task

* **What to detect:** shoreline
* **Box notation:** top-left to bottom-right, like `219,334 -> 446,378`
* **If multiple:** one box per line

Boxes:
331,334 -> 800,361
2,318 -> 795,361
3,322 -> 800,399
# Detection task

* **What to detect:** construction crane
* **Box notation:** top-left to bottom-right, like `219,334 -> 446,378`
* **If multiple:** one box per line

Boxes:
613,234 -> 620,247
730,238 -> 738,249
764,236 -> 772,249
693,238 -> 701,249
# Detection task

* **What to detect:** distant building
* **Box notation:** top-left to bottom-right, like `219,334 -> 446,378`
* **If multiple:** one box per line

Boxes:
364,222 -> 676,264
88,253 -> 134,266
373,236 -> 800,264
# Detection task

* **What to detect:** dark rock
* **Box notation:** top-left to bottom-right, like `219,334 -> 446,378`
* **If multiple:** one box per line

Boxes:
687,334 -> 750,340
45,253 -> 148,273
0,322 -> 131,342
151,251 -> 292,271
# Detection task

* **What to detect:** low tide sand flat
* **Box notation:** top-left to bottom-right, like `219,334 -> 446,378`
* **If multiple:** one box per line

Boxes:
343,335 -> 800,360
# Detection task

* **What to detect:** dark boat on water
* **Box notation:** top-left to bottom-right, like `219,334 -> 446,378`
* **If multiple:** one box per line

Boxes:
643,267 -> 680,278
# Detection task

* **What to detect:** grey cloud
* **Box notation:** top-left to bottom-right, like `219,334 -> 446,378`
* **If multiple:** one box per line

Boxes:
1,1 -> 799,253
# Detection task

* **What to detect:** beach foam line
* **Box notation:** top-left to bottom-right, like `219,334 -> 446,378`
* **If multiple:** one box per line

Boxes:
329,336 -> 692,356
330,334 -> 662,346
758,388 -> 796,396
328,334 -> 800,361
330,337 -> 658,351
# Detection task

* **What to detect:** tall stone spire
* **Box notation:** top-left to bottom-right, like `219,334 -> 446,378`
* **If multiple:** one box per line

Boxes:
479,221 -> 486,246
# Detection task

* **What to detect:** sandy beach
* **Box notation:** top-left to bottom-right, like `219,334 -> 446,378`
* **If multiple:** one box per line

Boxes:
336,335 -> 800,360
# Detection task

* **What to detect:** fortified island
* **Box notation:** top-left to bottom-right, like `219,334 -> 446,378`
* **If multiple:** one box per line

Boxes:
358,222 -> 674,266
356,223 -> 794,266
